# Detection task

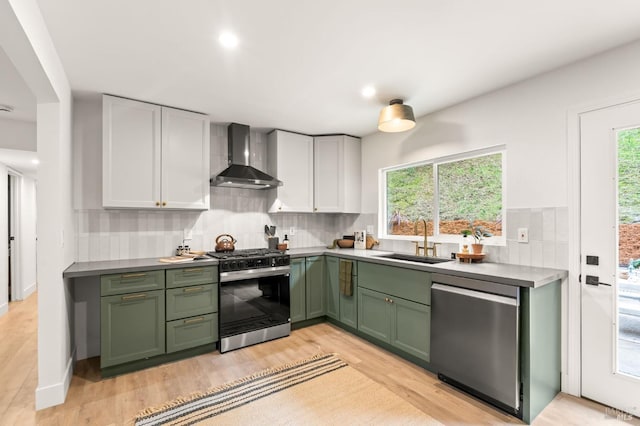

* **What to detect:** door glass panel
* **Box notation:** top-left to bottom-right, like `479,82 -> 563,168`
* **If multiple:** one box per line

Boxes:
617,127 -> 640,378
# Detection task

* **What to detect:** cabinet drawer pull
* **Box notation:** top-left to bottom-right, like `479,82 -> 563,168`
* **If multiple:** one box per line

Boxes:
121,293 -> 146,301
184,317 -> 205,324
183,268 -> 205,274
183,286 -> 205,293
121,273 -> 146,279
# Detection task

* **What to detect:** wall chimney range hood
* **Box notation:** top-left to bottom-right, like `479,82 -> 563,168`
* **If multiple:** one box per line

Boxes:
211,123 -> 282,189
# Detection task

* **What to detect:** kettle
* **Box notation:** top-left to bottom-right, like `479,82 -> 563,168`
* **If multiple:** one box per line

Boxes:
215,234 -> 237,252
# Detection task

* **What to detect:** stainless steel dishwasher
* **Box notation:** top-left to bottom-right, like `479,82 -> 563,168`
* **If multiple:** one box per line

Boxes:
430,273 -> 521,417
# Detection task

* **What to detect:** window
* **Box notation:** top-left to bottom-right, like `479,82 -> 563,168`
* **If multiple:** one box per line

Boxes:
380,148 -> 505,244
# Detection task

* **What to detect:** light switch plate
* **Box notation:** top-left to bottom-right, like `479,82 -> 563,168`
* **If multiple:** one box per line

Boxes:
366,225 -> 374,234
517,227 -> 529,243
183,228 -> 193,241
289,227 -> 296,236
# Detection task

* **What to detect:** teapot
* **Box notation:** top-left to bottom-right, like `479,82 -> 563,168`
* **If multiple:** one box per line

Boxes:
215,234 -> 237,252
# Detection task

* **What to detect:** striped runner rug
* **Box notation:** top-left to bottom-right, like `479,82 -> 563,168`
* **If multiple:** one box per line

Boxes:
132,353 -> 437,425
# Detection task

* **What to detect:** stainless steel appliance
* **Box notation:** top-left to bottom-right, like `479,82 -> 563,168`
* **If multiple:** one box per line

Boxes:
211,123 -> 283,189
207,248 -> 291,352
430,273 -> 521,417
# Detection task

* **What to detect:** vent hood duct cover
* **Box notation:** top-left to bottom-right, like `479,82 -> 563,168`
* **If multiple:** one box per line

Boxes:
211,123 -> 282,189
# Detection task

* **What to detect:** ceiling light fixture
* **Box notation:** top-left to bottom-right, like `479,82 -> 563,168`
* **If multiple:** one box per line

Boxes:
377,99 -> 416,133
219,32 -> 239,49
0,104 -> 14,113
31,159 -> 40,165
361,86 -> 376,98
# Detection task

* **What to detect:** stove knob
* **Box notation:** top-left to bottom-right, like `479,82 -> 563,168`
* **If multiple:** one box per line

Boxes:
230,260 -> 238,270
238,260 -> 246,269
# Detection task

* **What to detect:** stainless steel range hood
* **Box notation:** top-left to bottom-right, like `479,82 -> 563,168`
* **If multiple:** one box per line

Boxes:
211,123 -> 282,189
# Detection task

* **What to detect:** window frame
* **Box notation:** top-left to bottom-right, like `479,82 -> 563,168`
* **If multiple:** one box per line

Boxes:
378,145 -> 506,246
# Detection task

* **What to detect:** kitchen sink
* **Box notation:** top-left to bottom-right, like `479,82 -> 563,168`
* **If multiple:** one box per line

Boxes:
378,253 -> 453,264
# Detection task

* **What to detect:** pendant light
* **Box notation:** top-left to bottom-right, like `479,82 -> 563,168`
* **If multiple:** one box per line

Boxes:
377,99 -> 416,132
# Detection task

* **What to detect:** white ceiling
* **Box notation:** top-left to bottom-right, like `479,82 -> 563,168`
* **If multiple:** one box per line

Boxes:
0,46 -> 36,122
27,0 -> 640,136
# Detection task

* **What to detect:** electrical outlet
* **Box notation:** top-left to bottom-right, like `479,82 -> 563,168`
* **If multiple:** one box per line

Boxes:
289,227 -> 296,236
517,228 -> 529,243
366,225 -> 374,234
183,228 -> 193,241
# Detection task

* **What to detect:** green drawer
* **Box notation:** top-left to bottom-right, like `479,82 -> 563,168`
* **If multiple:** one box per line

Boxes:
166,266 -> 217,289
101,270 -> 165,296
166,313 -> 218,353
166,283 -> 218,321
358,262 -> 431,305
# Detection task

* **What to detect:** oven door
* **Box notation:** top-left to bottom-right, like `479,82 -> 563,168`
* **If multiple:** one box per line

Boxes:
219,266 -> 290,352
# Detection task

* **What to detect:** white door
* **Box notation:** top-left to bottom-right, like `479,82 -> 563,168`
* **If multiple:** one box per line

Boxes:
580,100 -> 640,418
314,135 -> 342,213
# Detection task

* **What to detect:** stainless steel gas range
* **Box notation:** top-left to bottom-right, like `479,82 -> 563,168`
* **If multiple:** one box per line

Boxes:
206,248 -> 291,353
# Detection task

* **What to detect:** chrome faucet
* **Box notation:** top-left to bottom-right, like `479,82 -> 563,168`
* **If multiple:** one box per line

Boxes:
413,219 -> 439,257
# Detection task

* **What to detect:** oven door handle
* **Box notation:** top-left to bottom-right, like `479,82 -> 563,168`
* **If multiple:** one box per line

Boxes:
219,266 -> 291,282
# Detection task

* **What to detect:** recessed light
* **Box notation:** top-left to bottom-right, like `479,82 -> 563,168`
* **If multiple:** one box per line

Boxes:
31,159 -> 39,165
219,32 -> 239,49
362,86 -> 376,98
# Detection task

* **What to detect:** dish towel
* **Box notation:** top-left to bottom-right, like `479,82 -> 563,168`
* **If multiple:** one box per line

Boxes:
339,260 -> 353,296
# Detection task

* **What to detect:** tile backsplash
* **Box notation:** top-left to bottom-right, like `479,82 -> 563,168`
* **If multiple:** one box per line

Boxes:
75,124 -> 568,268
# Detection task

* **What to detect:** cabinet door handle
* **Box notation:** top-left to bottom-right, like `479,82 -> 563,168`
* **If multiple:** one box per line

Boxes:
162,201 -> 167,206
183,268 -> 205,274
121,273 -> 146,279
155,201 -> 160,207
121,293 -> 146,301
389,298 -> 394,304
183,286 -> 204,293
184,317 -> 205,324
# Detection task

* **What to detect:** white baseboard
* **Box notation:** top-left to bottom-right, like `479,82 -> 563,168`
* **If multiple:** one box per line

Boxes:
35,351 -> 74,410
22,282 -> 37,299
0,302 -> 7,317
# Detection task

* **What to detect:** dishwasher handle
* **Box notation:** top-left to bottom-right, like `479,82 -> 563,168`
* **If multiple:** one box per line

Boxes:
432,283 -> 519,307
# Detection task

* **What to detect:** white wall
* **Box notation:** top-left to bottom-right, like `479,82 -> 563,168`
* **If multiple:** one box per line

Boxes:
362,38 -> 640,265
0,164 -> 7,316
20,175 -> 37,297
0,0 -> 74,410
0,117 -> 36,150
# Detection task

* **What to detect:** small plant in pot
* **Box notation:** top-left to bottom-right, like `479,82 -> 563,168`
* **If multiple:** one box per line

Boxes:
464,222 -> 492,254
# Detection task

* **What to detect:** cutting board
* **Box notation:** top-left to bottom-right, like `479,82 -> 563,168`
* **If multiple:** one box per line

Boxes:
158,256 -> 195,264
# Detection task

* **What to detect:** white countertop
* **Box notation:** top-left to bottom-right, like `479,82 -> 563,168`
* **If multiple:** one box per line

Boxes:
64,246 -> 567,288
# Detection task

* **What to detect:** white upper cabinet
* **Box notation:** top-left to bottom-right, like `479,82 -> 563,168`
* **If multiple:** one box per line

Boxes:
267,130 -> 314,212
267,130 -> 361,213
161,107 -> 210,209
102,95 -> 210,210
314,135 -> 361,213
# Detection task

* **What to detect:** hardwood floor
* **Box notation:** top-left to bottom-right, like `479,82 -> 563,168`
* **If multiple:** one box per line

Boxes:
1,292 -> 638,425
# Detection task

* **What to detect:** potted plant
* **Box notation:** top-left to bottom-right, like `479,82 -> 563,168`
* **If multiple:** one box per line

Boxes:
465,222 -> 492,254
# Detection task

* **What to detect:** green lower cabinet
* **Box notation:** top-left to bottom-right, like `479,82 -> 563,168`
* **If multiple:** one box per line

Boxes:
358,287 -> 391,342
339,291 -> 358,328
289,258 -> 307,323
325,257 -> 340,320
166,313 -> 218,353
326,256 -> 358,328
166,283 -> 218,321
100,289 -> 165,368
390,297 -> 430,361
305,256 -> 325,319
357,287 -> 430,362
